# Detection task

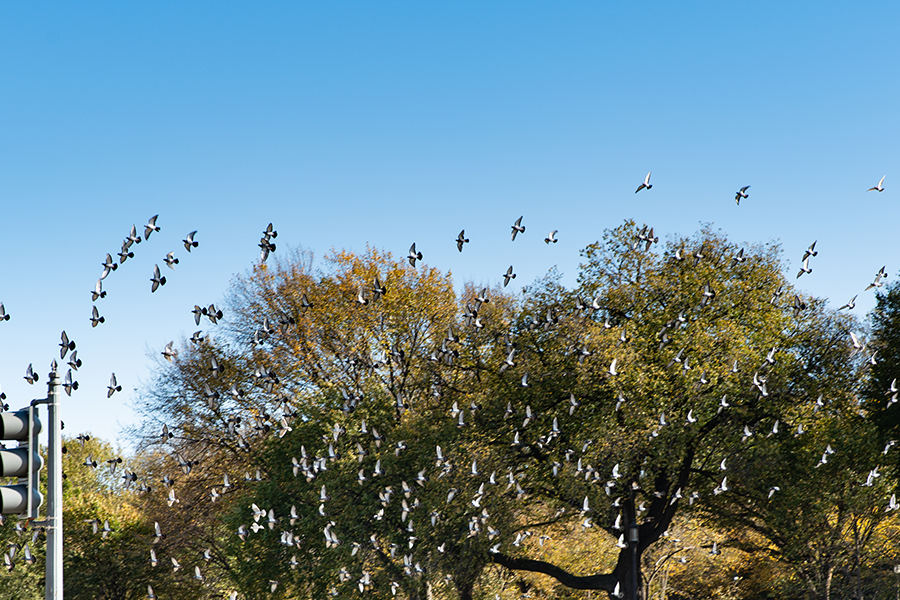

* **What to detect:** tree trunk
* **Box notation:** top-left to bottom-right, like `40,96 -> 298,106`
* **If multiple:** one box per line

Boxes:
825,564 -> 833,600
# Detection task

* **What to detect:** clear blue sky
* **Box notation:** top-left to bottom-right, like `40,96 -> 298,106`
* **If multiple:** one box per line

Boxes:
1,2 -> 897,447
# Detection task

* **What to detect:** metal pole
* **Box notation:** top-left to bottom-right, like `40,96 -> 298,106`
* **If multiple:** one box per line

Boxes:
629,522 -> 639,600
45,368 -> 62,600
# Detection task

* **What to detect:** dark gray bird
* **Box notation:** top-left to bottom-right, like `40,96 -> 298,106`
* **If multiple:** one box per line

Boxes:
511,216 -> 525,241
90,306 -> 105,327
183,231 -> 198,252
164,252 -> 179,270
144,215 -> 161,240
635,171 -> 652,193
126,224 -> 142,245
162,342 -> 178,362
802,241 -> 818,261
24,364 -> 37,385
150,265 -> 166,292
100,254 -> 118,280
456,230 -> 469,252
259,238 -> 276,262
59,331 -> 75,359
107,373 -> 122,398
63,369 -> 78,396
92,279 -> 107,301
118,240 -> 134,264
735,186 -> 750,204
68,351 -> 82,370
203,304 -> 223,323
407,243 -> 422,267
503,266 -> 516,287
262,223 -> 278,239
0,304 -> 8,321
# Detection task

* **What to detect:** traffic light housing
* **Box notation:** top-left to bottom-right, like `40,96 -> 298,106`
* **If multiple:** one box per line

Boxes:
0,407 -> 43,516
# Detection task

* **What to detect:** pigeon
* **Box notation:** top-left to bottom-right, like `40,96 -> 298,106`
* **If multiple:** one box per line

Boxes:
59,331 -> 76,359
107,373 -> 122,398
839,295 -> 857,310
503,266 -> 516,287
127,224 -> 142,245
118,241 -> 134,264
150,265 -> 167,292
164,252 -> 179,270
90,306 -> 105,327
407,243 -> 422,267
635,171 -> 652,193
100,254 -> 118,279
162,342 -> 178,362
735,186 -> 750,204
24,364 -> 37,385
144,215 -> 161,240
511,216 -> 526,241
183,231 -> 198,251
259,238 -> 276,262
865,266 -> 888,291
544,230 -> 558,244
802,241 -> 818,261
91,279 -> 107,301
262,223 -> 278,239
456,230 -> 469,252
868,176 -> 885,192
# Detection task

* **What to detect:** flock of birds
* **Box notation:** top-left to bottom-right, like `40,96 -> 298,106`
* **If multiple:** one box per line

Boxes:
0,171 -> 896,600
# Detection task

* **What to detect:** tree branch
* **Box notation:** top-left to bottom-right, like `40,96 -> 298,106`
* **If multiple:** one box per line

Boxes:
489,552 -> 617,591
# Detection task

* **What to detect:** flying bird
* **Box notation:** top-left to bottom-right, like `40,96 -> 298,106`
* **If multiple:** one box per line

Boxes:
544,230 -> 558,244
164,252 -> 179,270
635,171 -> 652,193
183,231 -> 198,251
735,186 -> 750,204
90,306 -> 105,327
868,176 -> 885,192
92,279 -> 107,301
150,265 -> 167,292
456,230 -> 469,252
510,216 -> 525,241
107,373 -> 122,398
407,243 -> 422,267
503,266 -> 516,287
144,215 -> 161,240
0,304 -> 9,322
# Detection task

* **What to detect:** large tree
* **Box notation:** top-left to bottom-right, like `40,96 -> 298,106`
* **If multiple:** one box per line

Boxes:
136,223 -> 888,600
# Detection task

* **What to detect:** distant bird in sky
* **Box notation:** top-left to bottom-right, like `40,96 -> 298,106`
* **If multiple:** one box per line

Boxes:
90,306 -> 105,328
164,252 -> 179,270
92,279 -> 107,301
407,243 -> 422,267
107,373 -> 122,398
100,254 -> 118,280
802,241 -> 818,261
144,215 -> 161,240
868,176 -> 885,192
839,295 -> 857,310
735,185 -> 750,204
510,216 -> 525,241
635,171 -> 652,193
544,230 -> 558,244
150,265 -> 167,293
503,266 -> 516,287
456,230 -> 469,252
0,304 -> 8,322
183,231 -> 198,252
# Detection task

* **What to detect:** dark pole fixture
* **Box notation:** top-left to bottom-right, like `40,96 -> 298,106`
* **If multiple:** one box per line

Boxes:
628,522 -> 639,600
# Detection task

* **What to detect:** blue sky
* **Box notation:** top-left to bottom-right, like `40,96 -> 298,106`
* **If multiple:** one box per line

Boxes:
1,2 -> 897,447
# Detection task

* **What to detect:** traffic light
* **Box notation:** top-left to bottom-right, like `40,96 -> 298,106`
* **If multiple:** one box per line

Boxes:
0,407 -> 43,517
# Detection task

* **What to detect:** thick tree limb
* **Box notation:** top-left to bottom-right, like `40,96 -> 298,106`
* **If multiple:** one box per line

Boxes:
489,552 -> 617,591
